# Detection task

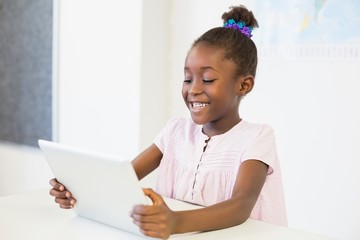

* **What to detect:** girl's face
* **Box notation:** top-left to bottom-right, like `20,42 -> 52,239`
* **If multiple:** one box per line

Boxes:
182,44 -> 246,134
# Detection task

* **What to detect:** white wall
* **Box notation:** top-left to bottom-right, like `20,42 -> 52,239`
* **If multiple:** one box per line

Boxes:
139,0 -> 171,150
55,0 -> 143,158
244,59 -> 360,240
54,0 -> 170,157
168,1 -> 360,240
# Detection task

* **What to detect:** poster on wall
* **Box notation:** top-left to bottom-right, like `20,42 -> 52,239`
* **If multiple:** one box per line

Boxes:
252,0 -> 360,60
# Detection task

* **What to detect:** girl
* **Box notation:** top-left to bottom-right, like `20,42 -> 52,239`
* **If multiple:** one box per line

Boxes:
49,5 -> 287,239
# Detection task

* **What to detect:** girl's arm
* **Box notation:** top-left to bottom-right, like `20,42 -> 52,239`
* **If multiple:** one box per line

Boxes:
131,143 -> 163,180
131,159 -> 268,239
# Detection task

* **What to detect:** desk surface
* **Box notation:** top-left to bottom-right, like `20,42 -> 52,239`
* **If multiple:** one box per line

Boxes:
0,189 -> 333,240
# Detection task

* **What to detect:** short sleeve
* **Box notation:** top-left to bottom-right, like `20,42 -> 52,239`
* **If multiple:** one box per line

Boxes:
154,125 -> 165,153
154,117 -> 181,153
242,125 -> 278,175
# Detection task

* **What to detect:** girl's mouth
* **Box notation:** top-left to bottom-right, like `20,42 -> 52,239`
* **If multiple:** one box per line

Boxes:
190,102 -> 209,111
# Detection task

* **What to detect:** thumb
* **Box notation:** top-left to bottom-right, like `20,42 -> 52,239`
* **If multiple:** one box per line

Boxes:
142,188 -> 164,205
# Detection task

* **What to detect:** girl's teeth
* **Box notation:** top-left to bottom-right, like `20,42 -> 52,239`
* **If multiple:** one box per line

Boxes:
192,102 -> 208,108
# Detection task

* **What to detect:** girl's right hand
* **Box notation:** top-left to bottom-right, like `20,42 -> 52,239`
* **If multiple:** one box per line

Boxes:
49,178 -> 76,209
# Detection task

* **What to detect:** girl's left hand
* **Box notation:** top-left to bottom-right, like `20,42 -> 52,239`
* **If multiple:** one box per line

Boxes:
131,188 -> 177,239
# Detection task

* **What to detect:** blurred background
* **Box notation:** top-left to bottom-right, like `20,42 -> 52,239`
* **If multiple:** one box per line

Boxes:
0,0 -> 359,239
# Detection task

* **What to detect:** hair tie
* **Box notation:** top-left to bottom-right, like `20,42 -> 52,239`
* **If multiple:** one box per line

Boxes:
223,19 -> 253,38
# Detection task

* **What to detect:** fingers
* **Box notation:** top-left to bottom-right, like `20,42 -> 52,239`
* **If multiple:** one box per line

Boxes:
131,206 -> 160,221
134,222 -> 169,239
133,188 -> 168,215
143,188 -> 164,205
131,188 -> 173,239
49,178 -> 65,191
132,207 -> 172,239
132,204 -> 161,217
55,196 -> 76,209
49,178 -> 76,209
49,178 -> 69,199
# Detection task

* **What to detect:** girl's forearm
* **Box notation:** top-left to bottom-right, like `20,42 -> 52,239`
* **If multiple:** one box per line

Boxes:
172,195 -> 255,234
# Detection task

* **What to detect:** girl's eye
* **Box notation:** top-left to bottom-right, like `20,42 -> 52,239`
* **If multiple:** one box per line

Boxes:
183,79 -> 192,83
203,79 -> 216,83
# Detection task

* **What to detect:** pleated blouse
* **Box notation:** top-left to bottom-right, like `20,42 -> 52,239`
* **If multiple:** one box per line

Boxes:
154,117 -> 287,226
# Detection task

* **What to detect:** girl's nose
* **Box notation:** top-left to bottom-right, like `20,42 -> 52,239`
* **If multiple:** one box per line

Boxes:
188,80 -> 203,95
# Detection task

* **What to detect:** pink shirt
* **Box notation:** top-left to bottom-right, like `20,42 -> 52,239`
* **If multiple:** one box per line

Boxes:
154,117 -> 288,226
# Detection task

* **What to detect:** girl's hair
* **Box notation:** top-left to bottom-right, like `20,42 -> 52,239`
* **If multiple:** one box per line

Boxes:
192,5 -> 259,77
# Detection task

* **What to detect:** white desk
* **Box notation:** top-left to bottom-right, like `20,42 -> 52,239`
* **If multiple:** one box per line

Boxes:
0,189 -> 333,240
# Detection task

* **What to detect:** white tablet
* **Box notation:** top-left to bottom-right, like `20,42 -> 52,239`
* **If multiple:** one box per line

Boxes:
38,139 -> 151,237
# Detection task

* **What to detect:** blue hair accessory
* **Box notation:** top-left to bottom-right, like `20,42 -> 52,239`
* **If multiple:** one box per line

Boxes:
223,19 -> 253,38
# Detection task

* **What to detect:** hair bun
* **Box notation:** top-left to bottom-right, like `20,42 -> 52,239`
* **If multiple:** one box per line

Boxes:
221,5 -> 259,29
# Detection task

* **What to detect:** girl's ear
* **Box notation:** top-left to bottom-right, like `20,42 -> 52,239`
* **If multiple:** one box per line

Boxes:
237,75 -> 255,96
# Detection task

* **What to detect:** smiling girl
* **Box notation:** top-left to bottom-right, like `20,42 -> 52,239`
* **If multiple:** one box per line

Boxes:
49,5 -> 287,239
